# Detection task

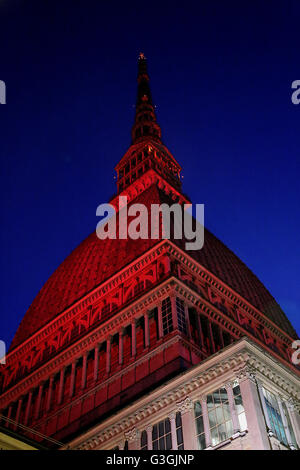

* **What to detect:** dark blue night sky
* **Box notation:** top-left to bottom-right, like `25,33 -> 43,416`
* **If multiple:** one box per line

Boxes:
0,0 -> 299,348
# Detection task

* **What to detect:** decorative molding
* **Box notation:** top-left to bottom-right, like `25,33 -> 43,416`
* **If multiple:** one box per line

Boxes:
176,396 -> 193,414
65,339 -> 300,450
124,428 -> 140,442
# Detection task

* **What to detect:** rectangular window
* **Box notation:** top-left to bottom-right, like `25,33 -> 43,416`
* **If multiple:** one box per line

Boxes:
262,388 -> 288,446
194,401 -> 206,449
152,418 -> 172,450
161,297 -> 173,335
176,297 -> 187,335
207,387 -> 233,446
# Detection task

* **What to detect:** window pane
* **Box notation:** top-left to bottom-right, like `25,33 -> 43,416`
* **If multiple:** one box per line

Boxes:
211,427 -> 219,447
159,437 -> 165,450
218,423 -> 227,442
196,417 -> 204,435
166,433 -> 172,450
152,424 -> 158,440
223,403 -> 231,421
198,433 -> 206,450
216,406 -> 224,425
208,409 -> 217,427
165,418 -> 171,434
194,401 -> 202,416
263,387 -> 288,445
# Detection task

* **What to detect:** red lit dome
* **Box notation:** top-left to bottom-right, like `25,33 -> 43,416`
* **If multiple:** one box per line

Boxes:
10,184 -> 297,351
10,54 -> 297,351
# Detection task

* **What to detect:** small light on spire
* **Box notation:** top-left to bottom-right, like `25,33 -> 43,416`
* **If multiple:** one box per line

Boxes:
139,52 -> 146,60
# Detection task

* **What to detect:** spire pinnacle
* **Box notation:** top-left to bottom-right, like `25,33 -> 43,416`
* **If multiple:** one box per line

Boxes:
131,54 -> 162,143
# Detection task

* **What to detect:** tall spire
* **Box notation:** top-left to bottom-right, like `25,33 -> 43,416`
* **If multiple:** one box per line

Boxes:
114,54 -> 184,200
131,53 -> 162,144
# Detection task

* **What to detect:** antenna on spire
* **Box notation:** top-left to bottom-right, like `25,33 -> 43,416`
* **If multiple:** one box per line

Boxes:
132,53 -> 162,144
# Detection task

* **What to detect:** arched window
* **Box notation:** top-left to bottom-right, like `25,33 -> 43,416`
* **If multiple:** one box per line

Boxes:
207,387 -> 233,446
194,400 -> 206,449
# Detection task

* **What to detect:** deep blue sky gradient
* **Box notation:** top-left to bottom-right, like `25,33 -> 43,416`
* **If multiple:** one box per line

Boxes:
0,0 -> 299,348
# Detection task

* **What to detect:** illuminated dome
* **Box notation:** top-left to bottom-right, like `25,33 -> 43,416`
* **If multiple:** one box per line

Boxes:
10,54 -> 297,351
11,183 -> 296,350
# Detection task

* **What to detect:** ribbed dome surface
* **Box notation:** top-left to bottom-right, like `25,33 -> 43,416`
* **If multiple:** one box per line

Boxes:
10,184 -> 297,351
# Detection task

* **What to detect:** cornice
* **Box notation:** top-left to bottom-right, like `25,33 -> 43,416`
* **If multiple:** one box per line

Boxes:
0,279 -> 175,407
167,242 -> 296,344
5,241 -> 170,365
67,338 -> 299,450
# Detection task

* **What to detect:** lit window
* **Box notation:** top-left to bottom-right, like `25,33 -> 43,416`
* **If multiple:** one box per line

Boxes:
161,297 -> 173,335
194,401 -> 206,449
232,382 -> 247,431
262,388 -> 288,446
176,298 -> 187,335
152,418 -> 172,450
207,387 -> 233,446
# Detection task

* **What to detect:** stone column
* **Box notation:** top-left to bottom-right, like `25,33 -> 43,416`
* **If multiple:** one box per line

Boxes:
144,311 -> 150,348
24,390 -> 33,426
225,382 -> 240,435
200,396 -> 212,448
118,441 -> 125,450
286,399 -> 300,448
177,396 -> 197,450
81,352 -> 88,389
119,330 -> 124,365
69,361 -> 77,397
171,296 -> 178,331
238,370 -> 270,449
34,382 -> 44,420
157,303 -> 163,338
125,428 -> 140,450
131,320 -> 136,357
146,424 -> 153,450
168,412 -> 178,450
106,336 -> 111,374
58,367 -> 65,405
